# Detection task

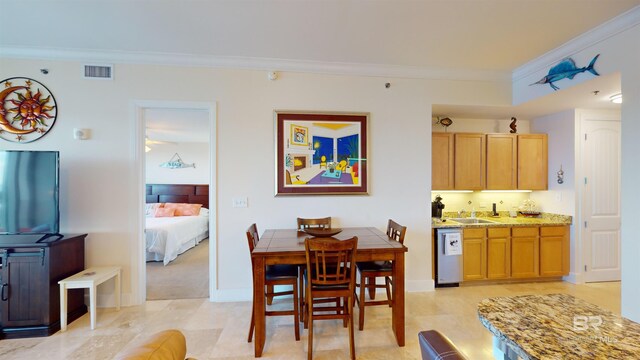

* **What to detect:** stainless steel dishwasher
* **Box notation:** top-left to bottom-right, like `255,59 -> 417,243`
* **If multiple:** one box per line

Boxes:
435,228 -> 463,287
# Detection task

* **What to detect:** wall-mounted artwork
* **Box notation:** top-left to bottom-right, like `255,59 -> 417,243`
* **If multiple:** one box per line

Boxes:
0,77 -> 58,143
275,111 -> 368,196
531,54 -> 600,91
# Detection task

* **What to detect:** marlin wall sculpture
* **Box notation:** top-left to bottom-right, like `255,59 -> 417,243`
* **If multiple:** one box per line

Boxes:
531,54 -> 600,91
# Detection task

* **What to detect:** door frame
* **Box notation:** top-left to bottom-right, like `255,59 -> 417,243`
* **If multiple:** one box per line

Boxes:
132,100 -> 217,304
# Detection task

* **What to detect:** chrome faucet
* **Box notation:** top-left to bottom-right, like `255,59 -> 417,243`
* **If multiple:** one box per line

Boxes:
457,209 -> 466,218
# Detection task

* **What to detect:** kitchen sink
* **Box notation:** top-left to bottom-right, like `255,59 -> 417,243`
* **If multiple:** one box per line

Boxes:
447,218 -> 497,224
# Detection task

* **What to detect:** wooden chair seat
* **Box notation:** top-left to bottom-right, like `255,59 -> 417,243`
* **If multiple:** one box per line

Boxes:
355,219 -> 406,331
265,264 -> 298,280
356,260 -> 392,272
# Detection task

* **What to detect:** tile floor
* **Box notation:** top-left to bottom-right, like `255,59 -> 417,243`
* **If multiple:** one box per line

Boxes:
0,281 -> 621,360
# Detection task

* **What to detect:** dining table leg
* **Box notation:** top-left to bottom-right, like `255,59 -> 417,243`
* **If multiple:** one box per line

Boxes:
253,256 -> 266,357
392,252 -> 405,346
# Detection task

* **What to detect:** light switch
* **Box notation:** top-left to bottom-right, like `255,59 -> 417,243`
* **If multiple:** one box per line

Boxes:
232,197 -> 248,208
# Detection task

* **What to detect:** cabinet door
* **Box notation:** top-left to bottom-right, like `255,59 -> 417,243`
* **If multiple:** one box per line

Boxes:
540,226 -> 569,277
518,134 -> 548,190
462,228 -> 486,280
487,228 -> 510,279
511,234 -> 540,278
1,250 -> 47,327
454,133 -> 486,190
486,134 -> 517,190
432,133 -> 454,190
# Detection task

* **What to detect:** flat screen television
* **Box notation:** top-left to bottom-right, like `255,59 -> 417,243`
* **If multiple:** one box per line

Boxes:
0,150 -> 60,235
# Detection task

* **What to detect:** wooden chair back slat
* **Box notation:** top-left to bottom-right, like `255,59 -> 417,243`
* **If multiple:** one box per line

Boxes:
386,219 -> 407,244
305,237 -> 357,287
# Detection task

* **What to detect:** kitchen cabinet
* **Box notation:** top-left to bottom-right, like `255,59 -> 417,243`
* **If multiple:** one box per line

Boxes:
432,133 -> 454,190
454,133 -> 485,190
540,226 -> 569,277
487,228 -> 510,279
486,134 -> 517,190
511,227 -> 539,278
462,228 -> 486,280
518,134 -> 548,190
0,234 -> 87,339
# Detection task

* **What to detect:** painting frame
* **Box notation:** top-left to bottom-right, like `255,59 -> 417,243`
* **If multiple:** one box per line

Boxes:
275,111 -> 368,196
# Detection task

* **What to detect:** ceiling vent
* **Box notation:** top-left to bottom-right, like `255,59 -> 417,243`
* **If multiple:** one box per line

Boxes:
83,64 -> 113,80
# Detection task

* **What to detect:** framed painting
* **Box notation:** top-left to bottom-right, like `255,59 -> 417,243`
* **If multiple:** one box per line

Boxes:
275,111 -> 368,196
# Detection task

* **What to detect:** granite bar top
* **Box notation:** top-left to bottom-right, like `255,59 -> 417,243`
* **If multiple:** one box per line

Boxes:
477,294 -> 640,360
432,212 -> 572,229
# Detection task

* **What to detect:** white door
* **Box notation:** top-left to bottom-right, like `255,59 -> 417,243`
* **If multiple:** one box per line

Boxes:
583,119 -> 621,282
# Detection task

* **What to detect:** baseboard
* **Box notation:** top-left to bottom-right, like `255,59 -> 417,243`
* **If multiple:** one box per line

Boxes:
563,272 -> 584,284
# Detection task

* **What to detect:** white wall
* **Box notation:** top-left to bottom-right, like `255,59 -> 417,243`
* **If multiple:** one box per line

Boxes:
0,58 -> 511,305
530,109 -> 578,281
530,110 -> 576,216
513,22 -> 640,322
145,142 -> 209,184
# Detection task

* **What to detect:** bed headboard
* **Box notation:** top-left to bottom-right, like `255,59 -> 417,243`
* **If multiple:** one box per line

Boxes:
146,184 -> 209,209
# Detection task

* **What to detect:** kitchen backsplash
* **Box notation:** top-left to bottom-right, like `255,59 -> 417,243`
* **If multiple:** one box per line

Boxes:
431,192 -> 531,214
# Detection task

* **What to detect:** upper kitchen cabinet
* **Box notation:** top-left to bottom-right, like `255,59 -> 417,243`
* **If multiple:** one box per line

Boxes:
518,134 -> 548,190
486,134 -> 517,190
432,133 -> 454,190
454,133 -> 485,190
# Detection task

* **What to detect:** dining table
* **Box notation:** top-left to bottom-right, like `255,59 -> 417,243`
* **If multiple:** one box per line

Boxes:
251,227 -> 408,357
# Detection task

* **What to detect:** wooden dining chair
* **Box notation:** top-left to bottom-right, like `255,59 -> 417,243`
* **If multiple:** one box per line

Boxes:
355,219 -> 407,330
296,216 -> 332,326
305,236 -> 358,360
246,224 -> 300,342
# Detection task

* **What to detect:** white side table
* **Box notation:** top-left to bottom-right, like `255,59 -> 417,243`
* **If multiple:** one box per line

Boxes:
58,266 -> 121,331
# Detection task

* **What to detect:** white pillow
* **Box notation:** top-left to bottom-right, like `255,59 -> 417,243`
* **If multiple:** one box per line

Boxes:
145,203 -> 161,217
199,207 -> 210,217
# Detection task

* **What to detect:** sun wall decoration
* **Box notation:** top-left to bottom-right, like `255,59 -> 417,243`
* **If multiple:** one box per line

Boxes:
0,77 -> 58,143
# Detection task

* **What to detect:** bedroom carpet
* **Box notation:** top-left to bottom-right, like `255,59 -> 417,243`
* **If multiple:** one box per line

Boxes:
146,239 -> 209,300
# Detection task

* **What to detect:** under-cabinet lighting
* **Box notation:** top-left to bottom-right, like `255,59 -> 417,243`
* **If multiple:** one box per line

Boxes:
432,190 -> 473,193
610,93 -> 622,104
481,190 -> 532,193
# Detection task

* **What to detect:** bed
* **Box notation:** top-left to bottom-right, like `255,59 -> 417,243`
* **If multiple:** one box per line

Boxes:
145,184 -> 210,265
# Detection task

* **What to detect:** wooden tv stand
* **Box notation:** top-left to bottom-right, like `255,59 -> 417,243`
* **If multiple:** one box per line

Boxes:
0,234 -> 87,339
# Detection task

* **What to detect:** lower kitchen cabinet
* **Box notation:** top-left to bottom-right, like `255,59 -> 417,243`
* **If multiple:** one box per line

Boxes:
511,227 -> 539,278
463,228 -> 486,280
487,228 -> 510,279
540,226 -> 569,276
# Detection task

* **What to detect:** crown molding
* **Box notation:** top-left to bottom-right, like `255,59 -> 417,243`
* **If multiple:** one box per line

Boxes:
0,46 -> 510,82
513,5 -> 640,81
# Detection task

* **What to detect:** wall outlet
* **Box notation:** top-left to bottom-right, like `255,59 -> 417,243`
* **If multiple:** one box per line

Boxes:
555,192 -> 562,202
232,197 -> 248,208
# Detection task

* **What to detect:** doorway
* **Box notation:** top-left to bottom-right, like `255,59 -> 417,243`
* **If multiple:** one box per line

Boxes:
581,115 -> 621,282
133,101 -> 217,303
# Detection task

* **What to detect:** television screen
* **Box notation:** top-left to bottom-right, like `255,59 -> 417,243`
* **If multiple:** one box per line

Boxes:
0,151 -> 60,234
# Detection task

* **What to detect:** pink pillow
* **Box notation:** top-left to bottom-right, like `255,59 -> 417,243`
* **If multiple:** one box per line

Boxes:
154,207 -> 176,217
164,203 -> 202,216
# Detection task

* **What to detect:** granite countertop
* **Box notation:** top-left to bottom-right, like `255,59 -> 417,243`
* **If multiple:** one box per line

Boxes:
432,212 -> 572,229
477,294 -> 640,360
